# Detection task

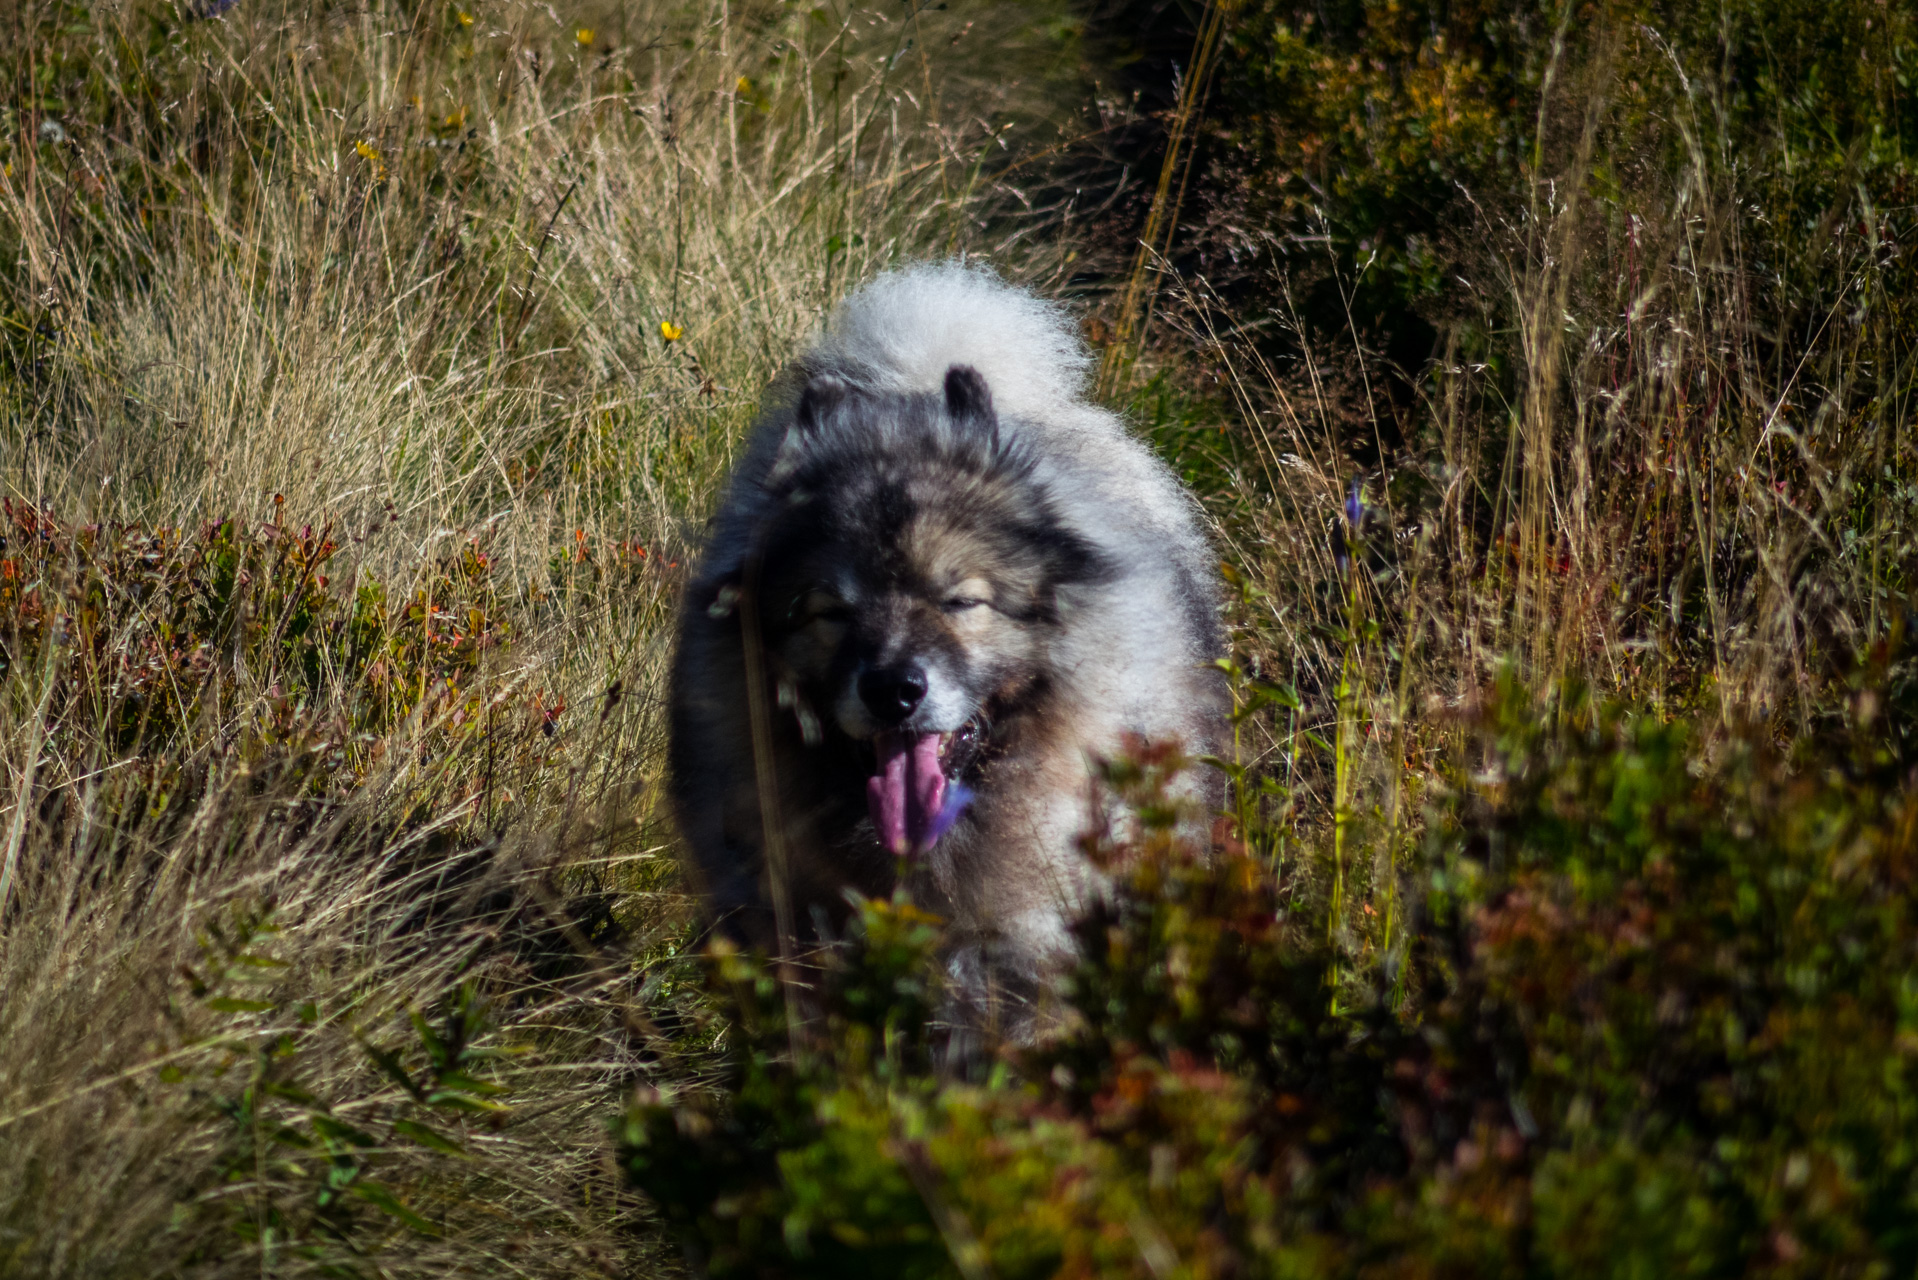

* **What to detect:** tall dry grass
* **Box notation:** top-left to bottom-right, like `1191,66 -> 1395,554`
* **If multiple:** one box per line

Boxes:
0,0 -> 1090,1272
1148,30 -> 1916,980
15,0 -> 1905,1269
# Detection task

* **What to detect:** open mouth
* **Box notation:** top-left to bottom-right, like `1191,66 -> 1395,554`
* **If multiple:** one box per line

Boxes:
867,722 -> 978,856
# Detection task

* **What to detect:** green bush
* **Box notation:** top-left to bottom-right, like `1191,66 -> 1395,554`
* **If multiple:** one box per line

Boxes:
621,672 -> 1918,1276
1210,0 -> 1918,351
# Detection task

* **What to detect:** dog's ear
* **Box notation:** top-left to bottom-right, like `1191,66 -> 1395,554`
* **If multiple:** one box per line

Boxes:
794,374 -> 849,433
944,364 -> 995,428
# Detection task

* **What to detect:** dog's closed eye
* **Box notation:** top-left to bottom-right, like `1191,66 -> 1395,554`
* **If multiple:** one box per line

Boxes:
791,588 -> 851,623
940,578 -> 993,613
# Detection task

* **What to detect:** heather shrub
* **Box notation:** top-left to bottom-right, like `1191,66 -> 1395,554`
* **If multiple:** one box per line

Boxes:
621,668 -> 1918,1277
0,499 -> 679,1276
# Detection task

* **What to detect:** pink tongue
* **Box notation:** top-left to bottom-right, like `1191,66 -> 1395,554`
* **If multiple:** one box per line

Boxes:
866,731 -> 947,855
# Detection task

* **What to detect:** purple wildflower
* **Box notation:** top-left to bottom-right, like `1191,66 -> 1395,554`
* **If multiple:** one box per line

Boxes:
1334,481 -> 1367,574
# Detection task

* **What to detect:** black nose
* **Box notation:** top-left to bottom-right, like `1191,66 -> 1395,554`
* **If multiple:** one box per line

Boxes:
859,664 -> 928,724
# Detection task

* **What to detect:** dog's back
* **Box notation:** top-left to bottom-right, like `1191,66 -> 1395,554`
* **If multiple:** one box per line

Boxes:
672,263 -> 1224,1031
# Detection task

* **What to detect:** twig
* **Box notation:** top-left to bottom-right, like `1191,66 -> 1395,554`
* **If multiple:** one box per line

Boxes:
1096,0 -> 1236,401
894,1135 -> 994,1280
503,179 -> 580,353
0,636 -> 59,917
737,538 -> 807,1057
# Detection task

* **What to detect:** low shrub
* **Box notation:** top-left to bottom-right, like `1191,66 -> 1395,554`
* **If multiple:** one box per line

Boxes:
0,499 -> 679,1277
621,674 -> 1918,1277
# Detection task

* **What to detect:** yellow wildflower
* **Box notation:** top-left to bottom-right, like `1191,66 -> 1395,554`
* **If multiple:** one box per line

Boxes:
457,10 -> 473,25
354,139 -> 387,181
736,75 -> 752,95
575,26 -> 594,46
659,321 -> 684,342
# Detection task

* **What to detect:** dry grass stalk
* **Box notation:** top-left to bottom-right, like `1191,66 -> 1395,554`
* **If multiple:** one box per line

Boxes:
0,0 -> 1089,1272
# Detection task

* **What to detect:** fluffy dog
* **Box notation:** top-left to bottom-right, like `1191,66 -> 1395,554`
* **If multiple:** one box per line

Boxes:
670,263 -> 1224,1029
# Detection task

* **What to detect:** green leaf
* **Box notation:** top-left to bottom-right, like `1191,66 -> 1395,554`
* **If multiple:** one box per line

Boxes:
1198,753 -> 1248,780
410,1009 -> 450,1070
310,1114 -> 378,1148
204,997 -> 275,1013
1256,680 -> 1303,710
426,1089 -> 508,1113
271,1124 -> 315,1150
1231,695 -> 1272,724
362,1040 -> 426,1102
262,1078 -> 319,1106
431,1070 -> 506,1097
394,1118 -> 467,1156
348,1181 -> 438,1235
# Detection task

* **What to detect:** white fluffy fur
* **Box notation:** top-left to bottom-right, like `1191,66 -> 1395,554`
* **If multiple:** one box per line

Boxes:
686,261 -> 1223,1011
803,261 -> 1097,421
805,262 -> 1222,965
803,260 -> 1213,590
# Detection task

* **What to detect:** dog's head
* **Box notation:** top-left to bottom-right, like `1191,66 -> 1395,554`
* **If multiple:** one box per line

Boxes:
749,364 -> 1105,852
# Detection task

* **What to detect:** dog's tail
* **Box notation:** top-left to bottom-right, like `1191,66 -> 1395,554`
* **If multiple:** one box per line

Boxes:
805,262 -> 1093,420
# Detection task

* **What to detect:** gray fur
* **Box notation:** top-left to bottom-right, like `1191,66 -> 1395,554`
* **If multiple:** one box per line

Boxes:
670,262 -> 1225,1034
